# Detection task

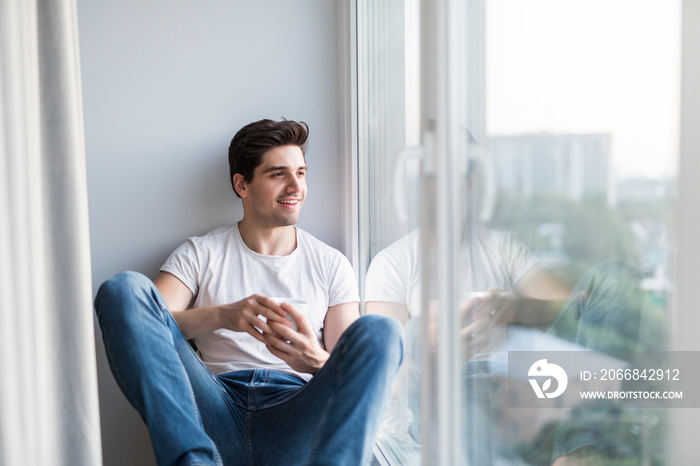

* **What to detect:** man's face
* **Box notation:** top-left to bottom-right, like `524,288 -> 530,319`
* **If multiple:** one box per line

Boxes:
238,145 -> 307,228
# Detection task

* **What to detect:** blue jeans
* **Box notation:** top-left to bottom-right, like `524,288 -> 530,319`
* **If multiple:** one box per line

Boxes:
94,272 -> 403,466
547,261 -> 655,463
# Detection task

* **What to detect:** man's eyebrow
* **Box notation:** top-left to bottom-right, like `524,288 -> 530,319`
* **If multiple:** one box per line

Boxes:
262,165 -> 307,173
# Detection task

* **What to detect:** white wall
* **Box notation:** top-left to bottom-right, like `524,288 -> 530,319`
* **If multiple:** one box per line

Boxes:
78,1 -> 342,464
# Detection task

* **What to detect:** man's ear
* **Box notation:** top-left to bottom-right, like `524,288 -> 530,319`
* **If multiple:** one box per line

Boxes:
233,173 -> 248,198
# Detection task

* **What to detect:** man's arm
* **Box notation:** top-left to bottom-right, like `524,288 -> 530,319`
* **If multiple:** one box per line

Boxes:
322,302 -> 360,352
512,268 -> 572,327
471,268 -> 572,329
365,301 -> 410,325
515,267 -> 572,301
153,271 -> 288,341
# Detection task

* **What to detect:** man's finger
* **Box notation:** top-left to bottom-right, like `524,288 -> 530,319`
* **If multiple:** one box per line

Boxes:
254,295 -> 287,320
248,298 -> 288,325
460,317 -> 489,338
248,313 -> 288,338
280,302 -> 311,335
460,296 -> 483,323
268,320 -> 299,343
264,332 -> 293,352
244,322 -> 268,344
265,343 -> 289,361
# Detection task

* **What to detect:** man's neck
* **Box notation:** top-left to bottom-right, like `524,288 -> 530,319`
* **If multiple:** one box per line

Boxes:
237,219 -> 297,256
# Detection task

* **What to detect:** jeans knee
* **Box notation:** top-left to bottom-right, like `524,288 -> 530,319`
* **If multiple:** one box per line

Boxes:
95,271 -> 156,319
351,315 -> 404,367
582,261 -> 642,289
96,270 -> 148,300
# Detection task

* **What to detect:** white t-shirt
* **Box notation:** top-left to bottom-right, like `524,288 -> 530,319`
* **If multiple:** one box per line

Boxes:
364,228 -> 541,317
161,223 -> 359,381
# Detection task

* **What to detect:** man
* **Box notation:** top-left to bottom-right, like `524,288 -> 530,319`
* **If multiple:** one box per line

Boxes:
95,119 -> 403,466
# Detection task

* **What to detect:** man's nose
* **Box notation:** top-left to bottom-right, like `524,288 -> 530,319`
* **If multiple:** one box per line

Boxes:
286,175 -> 303,192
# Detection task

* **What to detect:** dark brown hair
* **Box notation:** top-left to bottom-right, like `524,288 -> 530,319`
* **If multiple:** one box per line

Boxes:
228,119 -> 309,198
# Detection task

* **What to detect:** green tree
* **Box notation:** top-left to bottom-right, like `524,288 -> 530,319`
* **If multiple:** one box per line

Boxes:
490,192 -> 639,285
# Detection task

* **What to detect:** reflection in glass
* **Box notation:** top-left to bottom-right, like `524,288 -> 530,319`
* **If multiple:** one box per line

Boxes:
367,192 -> 670,464
360,0 -> 678,464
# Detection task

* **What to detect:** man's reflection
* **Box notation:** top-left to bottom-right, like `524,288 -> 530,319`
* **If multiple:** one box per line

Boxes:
365,220 -> 661,465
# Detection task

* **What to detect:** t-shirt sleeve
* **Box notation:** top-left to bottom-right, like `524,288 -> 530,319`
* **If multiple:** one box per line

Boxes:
364,245 -> 409,305
503,234 -> 543,287
160,238 -> 202,297
327,253 -> 360,307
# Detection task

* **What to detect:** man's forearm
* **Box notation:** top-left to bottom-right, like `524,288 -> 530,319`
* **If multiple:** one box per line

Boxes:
514,297 -> 566,329
171,305 -> 226,340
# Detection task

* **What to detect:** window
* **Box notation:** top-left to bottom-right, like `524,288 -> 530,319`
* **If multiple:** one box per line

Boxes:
358,1 -> 686,464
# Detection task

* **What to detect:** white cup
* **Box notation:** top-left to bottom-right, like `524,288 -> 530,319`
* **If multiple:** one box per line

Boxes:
462,291 -> 486,301
269,297 -> 307,331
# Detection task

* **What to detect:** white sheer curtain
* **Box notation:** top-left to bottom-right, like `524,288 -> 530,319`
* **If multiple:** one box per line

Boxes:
0,0 -> 102,465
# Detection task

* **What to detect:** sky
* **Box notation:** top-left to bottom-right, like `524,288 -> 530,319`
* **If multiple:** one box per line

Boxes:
485,0 -> 682,179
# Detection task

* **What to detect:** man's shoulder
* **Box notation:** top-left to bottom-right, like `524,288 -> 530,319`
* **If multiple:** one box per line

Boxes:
295,228 -> 358,297
375,228 -> 420,261
296,228 -> 347,260
474,226 -> 510,241
473,226 -> 523,253
187,224 -> 237,245
367,229 -> 420,277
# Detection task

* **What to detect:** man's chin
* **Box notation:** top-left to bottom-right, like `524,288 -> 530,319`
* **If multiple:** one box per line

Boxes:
274,215 -> 300,227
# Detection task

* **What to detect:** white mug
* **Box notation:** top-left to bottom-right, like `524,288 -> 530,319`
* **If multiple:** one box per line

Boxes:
462,291 -> 486,301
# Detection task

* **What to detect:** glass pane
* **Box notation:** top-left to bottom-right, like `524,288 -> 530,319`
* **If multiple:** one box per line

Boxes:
459,1 -> 680,464
362,1 -> 681,465
359,0 -> 423,464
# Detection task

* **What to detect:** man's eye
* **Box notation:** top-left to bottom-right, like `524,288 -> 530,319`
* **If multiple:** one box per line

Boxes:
272,172 -> 284,177
298,171 -> 306,177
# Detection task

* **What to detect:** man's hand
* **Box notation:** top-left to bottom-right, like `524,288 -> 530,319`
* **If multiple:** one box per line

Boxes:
155,272 -> 290,341
263,302 -> 330,374
218,294 -> 291,344
459,292 -> 508,359
464,288 -> 519,327
421,296 -> 505,360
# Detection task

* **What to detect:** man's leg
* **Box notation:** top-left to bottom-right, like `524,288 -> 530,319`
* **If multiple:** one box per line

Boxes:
244,314 -> 404,466
546,261 -> 658,464
548,260 -> 646,352
95,272 -> 243,466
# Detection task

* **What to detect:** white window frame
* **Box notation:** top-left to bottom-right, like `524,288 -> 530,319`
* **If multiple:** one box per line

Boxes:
336,0 -> 361,294
673,0 -> 700,461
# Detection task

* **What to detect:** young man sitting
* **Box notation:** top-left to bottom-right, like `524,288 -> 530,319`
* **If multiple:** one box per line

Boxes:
95,118 -> 403,466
